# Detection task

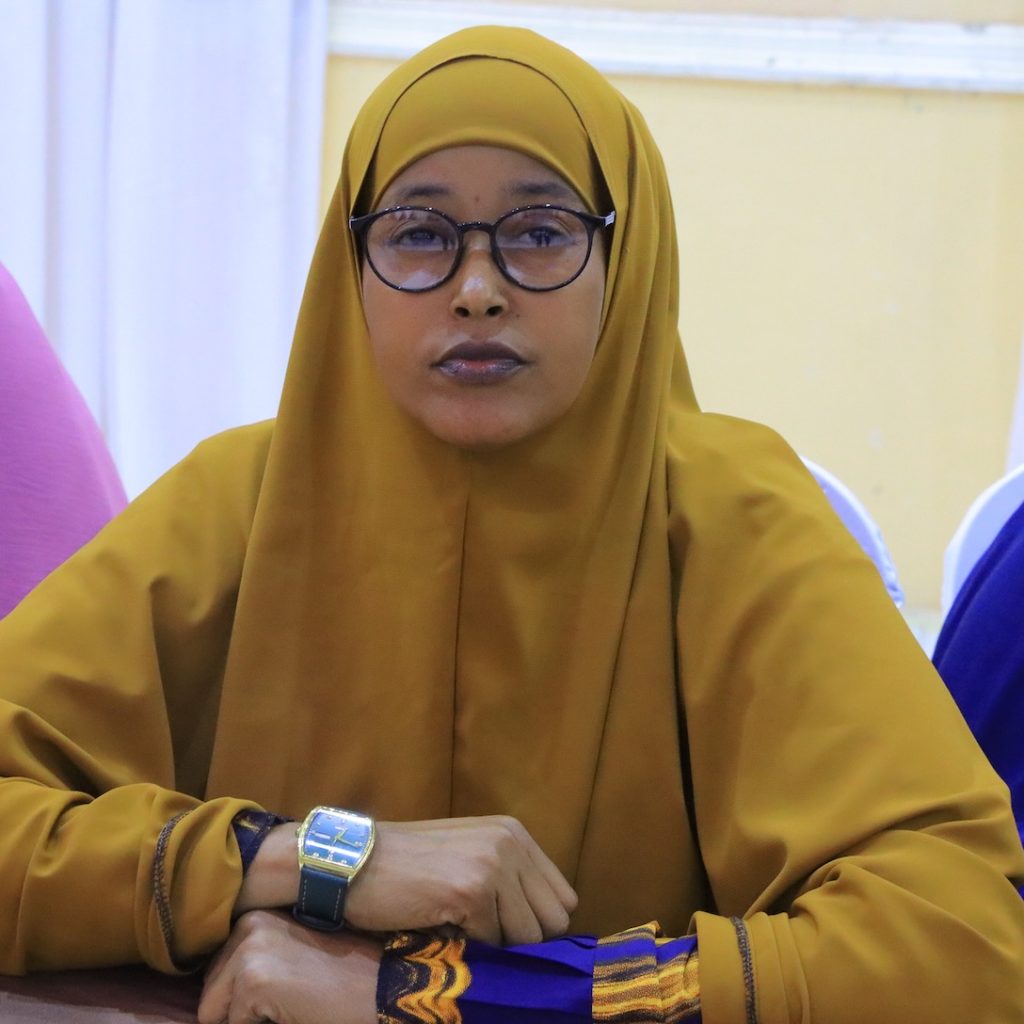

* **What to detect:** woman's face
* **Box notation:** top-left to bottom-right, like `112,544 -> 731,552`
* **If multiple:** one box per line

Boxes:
360,145 -> 606,448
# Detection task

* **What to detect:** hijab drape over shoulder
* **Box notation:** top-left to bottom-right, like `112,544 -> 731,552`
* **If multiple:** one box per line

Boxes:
0,26 -> 1022,1021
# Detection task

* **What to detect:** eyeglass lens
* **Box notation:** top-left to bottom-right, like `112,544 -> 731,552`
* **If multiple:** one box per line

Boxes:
363,208 -> 594,291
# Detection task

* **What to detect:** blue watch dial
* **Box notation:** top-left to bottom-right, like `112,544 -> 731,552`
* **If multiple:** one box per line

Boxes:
304,811 -> 373,873
294,807 -> 375,931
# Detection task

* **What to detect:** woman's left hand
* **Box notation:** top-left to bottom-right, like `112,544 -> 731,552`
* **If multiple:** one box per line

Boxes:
197,910 -> 382,1024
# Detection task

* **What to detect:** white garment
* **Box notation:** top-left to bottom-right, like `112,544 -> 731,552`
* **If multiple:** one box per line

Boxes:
0,0 -> 327,496
1008,334 -> 1024,473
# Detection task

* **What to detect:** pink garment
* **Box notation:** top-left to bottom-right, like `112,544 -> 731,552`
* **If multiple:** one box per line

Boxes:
0,262 -> 127,617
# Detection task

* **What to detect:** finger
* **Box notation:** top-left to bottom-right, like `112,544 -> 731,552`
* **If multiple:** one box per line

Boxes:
196,957 -> 233,1024
494,882 -> 545,946
228,997 -> 273,1024
198,912 -> 263,1024
460,889 -> 503,946
228,1001 -> 272,1024
521,835 -> 578,913
201,942 -> 232,1000
201,909 -> 264,1005
494,815 -> 577,914
517,866 -> 572,940
225,960 -> 280,1024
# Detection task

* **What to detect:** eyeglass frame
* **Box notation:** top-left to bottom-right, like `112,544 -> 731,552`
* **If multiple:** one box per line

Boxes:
348,204 -> 616,294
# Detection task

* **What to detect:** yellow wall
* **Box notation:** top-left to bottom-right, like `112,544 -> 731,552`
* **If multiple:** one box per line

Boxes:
320,30 -> 1024,611
517,0 -> 1024,18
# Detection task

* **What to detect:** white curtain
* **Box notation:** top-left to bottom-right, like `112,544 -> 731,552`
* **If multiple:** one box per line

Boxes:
0,0 -> 327,496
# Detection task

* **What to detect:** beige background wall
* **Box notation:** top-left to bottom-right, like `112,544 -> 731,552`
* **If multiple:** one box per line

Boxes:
320,5 -> 1024,616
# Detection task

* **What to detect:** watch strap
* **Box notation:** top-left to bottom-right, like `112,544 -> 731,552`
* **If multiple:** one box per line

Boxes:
293,864 -> 350,932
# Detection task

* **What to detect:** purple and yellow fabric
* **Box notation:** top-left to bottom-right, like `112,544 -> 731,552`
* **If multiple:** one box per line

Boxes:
378,924 -> 700,1024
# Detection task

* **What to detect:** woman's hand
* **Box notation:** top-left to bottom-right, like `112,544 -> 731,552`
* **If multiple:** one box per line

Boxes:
197,910 -> 381,1024
345,815 -> 578,946
233,813 -> 577,947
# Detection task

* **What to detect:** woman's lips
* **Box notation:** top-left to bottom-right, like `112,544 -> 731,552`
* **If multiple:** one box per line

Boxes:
433,341 -> 528,384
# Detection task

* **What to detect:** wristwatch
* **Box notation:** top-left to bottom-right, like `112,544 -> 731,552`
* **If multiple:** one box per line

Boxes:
292,805 -> 376,931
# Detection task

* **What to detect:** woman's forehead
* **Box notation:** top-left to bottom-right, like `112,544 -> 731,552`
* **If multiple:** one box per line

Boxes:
377,145 -> 586,209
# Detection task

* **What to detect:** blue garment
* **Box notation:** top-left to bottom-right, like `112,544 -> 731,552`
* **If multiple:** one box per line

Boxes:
933,500 -> 1024,857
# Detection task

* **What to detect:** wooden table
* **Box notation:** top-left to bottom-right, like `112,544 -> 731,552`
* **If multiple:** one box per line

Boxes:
0,966 -> 201,1022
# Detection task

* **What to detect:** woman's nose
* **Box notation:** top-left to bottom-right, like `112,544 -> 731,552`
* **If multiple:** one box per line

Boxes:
449,237 -> 509,319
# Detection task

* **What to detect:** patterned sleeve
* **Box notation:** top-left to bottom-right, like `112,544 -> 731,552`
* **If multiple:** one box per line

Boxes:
377,922 -> 700,1024
229,810 -> 294,873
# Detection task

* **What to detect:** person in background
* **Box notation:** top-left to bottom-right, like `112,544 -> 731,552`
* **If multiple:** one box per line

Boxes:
0,27 -> 1022,1024
933,497 -> 1024,887
0,262 -> 126,618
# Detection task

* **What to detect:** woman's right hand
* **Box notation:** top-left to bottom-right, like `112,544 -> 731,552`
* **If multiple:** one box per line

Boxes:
345,816 -> 577,946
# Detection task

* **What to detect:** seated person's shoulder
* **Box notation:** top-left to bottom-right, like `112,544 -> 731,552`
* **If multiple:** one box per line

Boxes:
124,420 -> 276,532
168,420 -> 275,492
188,419 -> 275,471
667,409 -> 807,500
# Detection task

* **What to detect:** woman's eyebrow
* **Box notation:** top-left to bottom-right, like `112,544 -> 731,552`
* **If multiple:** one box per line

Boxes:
385,179 -> 581,207
507,180 -> 581,203
388,183 -> 452,204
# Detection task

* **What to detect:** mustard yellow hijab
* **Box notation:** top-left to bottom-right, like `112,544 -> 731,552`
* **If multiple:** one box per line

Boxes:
207,27 -> 702,933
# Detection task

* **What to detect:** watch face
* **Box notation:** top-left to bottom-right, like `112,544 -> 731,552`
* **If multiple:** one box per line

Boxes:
301,809 -> 373,877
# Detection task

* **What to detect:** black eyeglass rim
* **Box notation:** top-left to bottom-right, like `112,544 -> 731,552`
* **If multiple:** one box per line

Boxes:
348,204 -> 616,294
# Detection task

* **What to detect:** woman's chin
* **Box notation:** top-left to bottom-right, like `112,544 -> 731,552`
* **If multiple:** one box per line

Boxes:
416,408 -> 546,451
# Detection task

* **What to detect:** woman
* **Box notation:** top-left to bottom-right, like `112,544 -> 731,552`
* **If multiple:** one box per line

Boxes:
0,26 -> 1022,1024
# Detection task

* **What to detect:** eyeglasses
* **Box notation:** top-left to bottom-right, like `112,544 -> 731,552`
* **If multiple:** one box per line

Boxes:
349,205 -> 615,293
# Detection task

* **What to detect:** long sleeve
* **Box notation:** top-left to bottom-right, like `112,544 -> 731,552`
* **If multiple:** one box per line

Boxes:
377,924 -> 701,1024
386,416 -> 1024,1024
668,414 -> 1024,1023
0,423 -> 273,974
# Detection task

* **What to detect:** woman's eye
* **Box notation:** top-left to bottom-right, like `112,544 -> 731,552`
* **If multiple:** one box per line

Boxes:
389,226 -> 448,249
378,213 -> 455,251
503,214 -> 576,249
524,226 -> 565,247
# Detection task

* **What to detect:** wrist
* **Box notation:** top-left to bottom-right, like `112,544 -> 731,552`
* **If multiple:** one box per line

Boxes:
233,823 -> 300,916
231,809 -> 293,873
